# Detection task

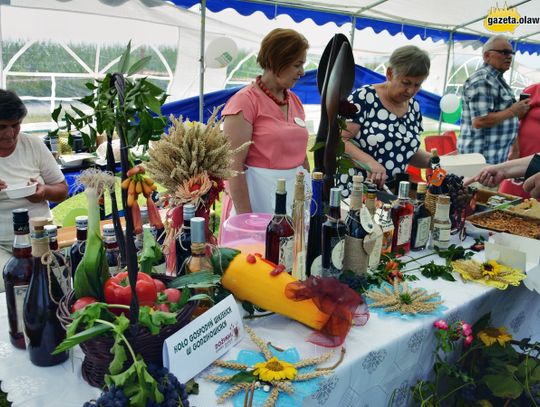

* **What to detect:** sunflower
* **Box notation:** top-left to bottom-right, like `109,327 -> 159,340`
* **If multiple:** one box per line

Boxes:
481,260 -> 502,278
253,357 -> 298,382
477,327 -> 513,347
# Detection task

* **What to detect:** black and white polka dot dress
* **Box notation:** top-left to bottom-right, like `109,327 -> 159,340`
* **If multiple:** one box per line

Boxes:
337,85 -> 423,197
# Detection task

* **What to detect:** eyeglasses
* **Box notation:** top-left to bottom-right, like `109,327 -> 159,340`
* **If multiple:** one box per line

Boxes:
488,49 -> 515,56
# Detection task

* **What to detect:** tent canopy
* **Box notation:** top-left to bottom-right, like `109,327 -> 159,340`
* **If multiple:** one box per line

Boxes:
172,0 -> 540,54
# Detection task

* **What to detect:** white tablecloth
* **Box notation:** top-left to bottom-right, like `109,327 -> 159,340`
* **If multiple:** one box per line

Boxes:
1,236 -> 539,407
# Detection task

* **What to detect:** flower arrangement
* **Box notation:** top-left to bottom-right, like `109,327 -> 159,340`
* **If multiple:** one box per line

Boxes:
411,314 -> 540,406
452,258 -> 526,289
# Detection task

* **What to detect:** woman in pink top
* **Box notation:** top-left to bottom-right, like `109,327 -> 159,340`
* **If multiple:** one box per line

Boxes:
221,28 -> 310,217
500,83 -> 540,199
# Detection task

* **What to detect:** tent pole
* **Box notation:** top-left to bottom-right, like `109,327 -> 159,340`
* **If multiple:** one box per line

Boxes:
350,16 -> 356,47
0,6 -> 4,89
199,0 -> 207,122
438,31 -> 454,135
509,39 -> 519,89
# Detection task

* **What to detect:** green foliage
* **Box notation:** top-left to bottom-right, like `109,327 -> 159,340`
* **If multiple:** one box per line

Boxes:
419,261 -> 456,282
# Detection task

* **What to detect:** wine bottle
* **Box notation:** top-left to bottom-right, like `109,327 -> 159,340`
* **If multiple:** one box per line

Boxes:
376,204 -> 395,255
44,224 -> 70,295
175,204 -> 196,275
103,224 -> 120,276
321,187 -> 348,278
431,195 -> 451,250
343,175 -> 373,276
391,181 -> 414,256
3,209 -> 33,349
365,183 -> 384,270
305,172 -> 324,277
23,217 -> 68,366
292,172 -> 306,281
265,179 -> 294,272
69,215 -> 87,281
428,149 -> 445,195
411,182 -> 432,251
186,217 -> 213,315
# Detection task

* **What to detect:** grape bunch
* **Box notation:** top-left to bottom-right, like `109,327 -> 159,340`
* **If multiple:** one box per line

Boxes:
442,173 -> 474,228
83,386 -> 128,407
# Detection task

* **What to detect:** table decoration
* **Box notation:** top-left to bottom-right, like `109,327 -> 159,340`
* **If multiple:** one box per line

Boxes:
411,314 -> 540,406
364,280 -> 445,318
451,259 -> 526,289
207,326 -> 337,407
212,248 -> 369,347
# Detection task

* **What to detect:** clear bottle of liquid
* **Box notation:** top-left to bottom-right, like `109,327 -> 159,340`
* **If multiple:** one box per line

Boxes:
376,204 -> 395,256
321,187 -> 348,278
292,172 -> 306,281
431,195 -> 451,250
411,182 -> 432,251
176,204 -> 196,275
186,217 -> 213,315
391,181 -> 414,256
3,209 -> 33,349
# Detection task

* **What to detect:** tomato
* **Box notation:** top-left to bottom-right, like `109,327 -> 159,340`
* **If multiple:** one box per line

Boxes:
153,278 -> 166,293
104,272 -> 158,312
154,303 -> 170,312
163,288 -> 181,304
71,296 -> 97,313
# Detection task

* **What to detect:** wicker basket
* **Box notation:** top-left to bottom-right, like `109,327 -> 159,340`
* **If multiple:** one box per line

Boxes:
425,190 -> 439,224
57,284 -> 197,388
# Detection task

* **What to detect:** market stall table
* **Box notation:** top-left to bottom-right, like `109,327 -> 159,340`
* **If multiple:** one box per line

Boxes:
1,236 -> 539,406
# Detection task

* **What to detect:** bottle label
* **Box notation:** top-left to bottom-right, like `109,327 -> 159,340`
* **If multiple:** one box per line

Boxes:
343,235 -> 368,276
310,255 -> 322,277
322,237 -> 344,278
52,263 -> 71,295
14,284 -> 28,334
368,228 -> 383,268
359,207 -> 374,233
279,235 -> 294,273
396,214 -> 413,246
432,224 -> 451,249
414,216 -> 431,248
381,229 -> 394,254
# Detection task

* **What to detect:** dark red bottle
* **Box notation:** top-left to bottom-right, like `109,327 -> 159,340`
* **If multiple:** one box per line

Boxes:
391,181 -> 414,256
44,224 -> 70,295
265,179 -> 294,272
23,217 -> 68,366
69,215 -> 87,282
3,209 -> 33,349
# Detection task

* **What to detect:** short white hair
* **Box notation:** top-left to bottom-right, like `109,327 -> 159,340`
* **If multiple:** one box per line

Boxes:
483,35 -> 509,53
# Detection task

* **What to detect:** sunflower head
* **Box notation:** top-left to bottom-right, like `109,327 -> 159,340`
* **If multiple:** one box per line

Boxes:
481,260 -> 502,277
477,327 -> 512,347
253,357 -> 297,382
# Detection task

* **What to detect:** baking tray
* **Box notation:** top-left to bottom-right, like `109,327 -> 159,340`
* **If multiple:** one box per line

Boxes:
474,189 -> 522,212
466,209 -> 540,240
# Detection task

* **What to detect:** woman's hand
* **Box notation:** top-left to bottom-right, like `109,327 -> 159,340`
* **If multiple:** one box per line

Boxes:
26,178 -> 46,203
464,166 -> 507,188
523,173 -> 540,198
0,178 -> 6,191
366,159 -> 388,188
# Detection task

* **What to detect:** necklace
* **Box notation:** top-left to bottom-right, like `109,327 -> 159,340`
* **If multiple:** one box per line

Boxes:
256,75 -> 289,106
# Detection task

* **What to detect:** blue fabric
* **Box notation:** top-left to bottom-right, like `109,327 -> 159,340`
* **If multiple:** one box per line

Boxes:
169,0 -> 540,55
215,347 -> 322,407
161,66 -> 443,123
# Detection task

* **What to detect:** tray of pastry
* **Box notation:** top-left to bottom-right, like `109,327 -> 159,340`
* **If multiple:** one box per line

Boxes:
506,199 -> 540,220
474,188 -> 522,212
466,209 -> 540,239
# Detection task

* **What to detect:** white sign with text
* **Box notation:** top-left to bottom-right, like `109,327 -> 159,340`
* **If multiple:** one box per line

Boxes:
162,294 -> 244,383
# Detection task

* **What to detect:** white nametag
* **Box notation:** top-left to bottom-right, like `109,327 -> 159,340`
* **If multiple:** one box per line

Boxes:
294,117 -> 306,127
162,294 -> 244,383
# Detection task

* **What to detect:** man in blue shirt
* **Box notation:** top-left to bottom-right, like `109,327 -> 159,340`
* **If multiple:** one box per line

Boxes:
458,35 -> 530,164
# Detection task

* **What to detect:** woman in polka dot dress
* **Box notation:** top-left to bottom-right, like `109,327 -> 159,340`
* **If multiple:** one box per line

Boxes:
337,45 -> 433,197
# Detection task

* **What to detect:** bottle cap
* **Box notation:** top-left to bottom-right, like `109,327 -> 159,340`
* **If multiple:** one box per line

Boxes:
44,224 -> 58,238
276,179 -> 286,194
103,224 -> 116,237
352,174 -> 364,184
191,217 -> 205,243
431,148 -> 439,156
437,195 -> 450,205
417,182 -> 427,193
29,217 -> 49,229
12,208 -> 29,225
75,215 -> 88,228
398,181 -> 410,199
329,187 -> 341,207
312,171 -> 323,180
183,204 -> 196,220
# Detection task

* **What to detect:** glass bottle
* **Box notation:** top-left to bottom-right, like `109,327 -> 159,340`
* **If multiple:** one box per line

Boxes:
366,183 -> 384,270
391,181 -> 414,256
103,224 -> 120,276
186,217 -> 213,315
321,187 -> 348,278
23,217 -> 68,366
431,195 -> 452,250
376,204 -> 395,255
3,209 -> 33,349
343,176 -> 373,276
69,215 -> 87,281
411,182 -> 432,251
265,179 -> 294,272
44,224 -> 70,295
428,148 -> 445,195
305,172 -> 324,277
175,204 -> 196,275
292,172 -> 306,280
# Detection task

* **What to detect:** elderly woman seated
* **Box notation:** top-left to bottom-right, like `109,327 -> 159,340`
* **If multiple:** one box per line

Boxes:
337,45 -> 433,195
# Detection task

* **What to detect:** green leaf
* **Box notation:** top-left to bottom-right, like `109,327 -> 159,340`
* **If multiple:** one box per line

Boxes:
169,288 -> 190,312
482,374 -> 523,399
84,82 -> 97,90
108,340 -> 127,375
138,307 -> 177,335
71,105 -> 87,119
138,227 -> 163,275
127,56 -> 152,76
117,41 -> 132,74
53,323 -> 111,354
309,141 -> 326,152
185,379 -> 199,395
144,95 -> 162,115
228,371 -> 257,384
188,293 -> 214,303
210,247 -> 241,276
51,105 -> 62,122
531,365 -> 540,382
169,270 -> 221,289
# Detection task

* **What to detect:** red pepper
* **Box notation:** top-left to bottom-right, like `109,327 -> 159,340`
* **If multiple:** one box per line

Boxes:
104,271 -> 158,311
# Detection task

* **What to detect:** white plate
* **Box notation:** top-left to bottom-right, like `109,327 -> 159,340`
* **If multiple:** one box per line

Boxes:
59,153 -> 95,167
4,183 -> 37,199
